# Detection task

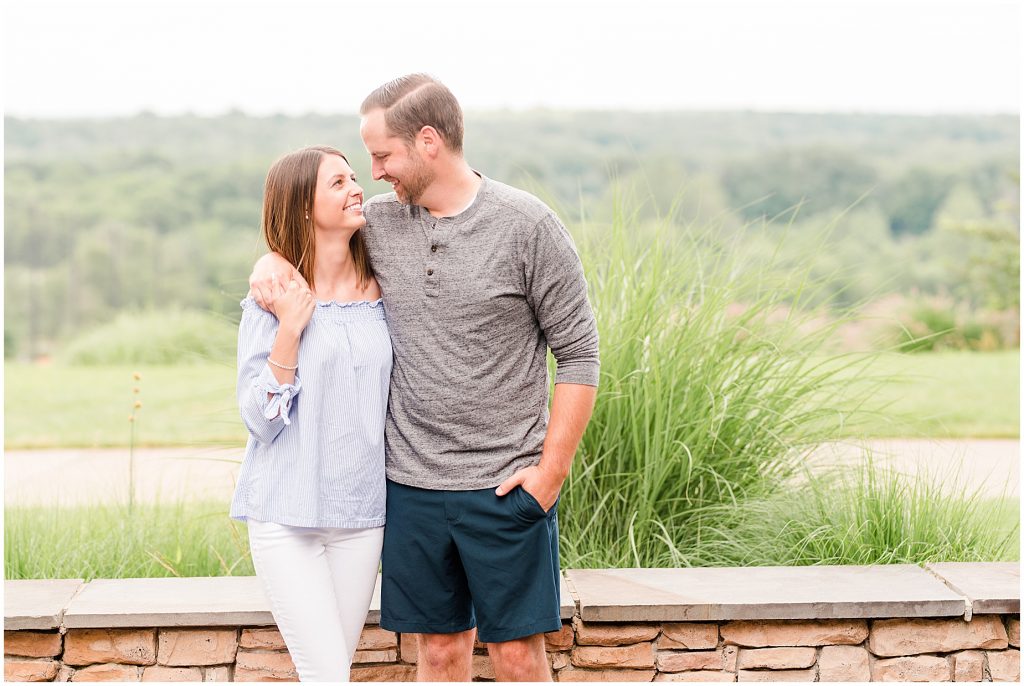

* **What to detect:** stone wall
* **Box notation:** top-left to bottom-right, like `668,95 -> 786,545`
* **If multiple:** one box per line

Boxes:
4,616 -> 1021,682
5,562 -> 1019,682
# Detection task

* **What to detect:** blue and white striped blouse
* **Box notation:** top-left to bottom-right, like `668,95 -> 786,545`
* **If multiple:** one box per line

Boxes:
230,296 -> 392,528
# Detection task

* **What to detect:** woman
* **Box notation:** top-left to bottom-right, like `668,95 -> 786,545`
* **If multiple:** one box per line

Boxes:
230,145 -> 390,682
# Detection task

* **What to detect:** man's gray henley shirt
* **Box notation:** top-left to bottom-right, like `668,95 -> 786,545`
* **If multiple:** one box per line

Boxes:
362,174 -> 600,490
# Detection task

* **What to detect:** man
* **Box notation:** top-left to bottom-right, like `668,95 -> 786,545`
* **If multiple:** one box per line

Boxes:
249,74 -> 599,681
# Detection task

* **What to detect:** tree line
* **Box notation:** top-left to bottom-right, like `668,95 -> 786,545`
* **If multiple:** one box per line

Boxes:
4,111 -> 1018,359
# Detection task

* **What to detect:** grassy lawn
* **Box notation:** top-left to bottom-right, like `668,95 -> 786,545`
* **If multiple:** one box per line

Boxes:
4,349 -> 1018,448
830,350 -> 1019,439
4,363 -> 246,449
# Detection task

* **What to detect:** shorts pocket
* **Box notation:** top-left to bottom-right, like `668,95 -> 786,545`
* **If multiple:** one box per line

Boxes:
512,486 -> 550,523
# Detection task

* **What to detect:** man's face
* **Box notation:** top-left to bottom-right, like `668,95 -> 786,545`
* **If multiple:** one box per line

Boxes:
360,108 -> 435,206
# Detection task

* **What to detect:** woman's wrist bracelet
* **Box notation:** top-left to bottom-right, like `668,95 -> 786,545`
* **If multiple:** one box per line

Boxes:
267,358 -> 298,371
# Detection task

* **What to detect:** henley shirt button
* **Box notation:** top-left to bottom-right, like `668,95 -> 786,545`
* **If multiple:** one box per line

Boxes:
430,245 -> 437,252
427,269 -> 434,276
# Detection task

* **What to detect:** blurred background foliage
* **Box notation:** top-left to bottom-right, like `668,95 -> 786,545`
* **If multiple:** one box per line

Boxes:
4,111 -> 1019,361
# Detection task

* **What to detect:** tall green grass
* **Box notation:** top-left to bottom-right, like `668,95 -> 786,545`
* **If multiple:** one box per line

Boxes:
695,458 -> 1018,566
559,198 -> 903,568
5,501 -> 253,580
5,483 -> 1014,579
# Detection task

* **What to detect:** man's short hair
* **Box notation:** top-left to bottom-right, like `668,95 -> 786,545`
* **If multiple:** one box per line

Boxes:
360,74 -> 464,154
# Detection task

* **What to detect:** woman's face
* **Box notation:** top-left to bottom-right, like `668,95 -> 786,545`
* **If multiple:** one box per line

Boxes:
312,154 -> 365,233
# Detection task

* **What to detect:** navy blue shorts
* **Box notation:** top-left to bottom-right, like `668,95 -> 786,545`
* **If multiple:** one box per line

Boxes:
380,479 -> 562,643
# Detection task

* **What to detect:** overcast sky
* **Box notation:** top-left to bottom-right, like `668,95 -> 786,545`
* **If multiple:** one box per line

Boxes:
2,0 -> 1020,117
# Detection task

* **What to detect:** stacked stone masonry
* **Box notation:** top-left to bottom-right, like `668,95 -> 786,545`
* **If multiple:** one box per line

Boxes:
4,563 -> 1019,681
5,618 -> 1020,682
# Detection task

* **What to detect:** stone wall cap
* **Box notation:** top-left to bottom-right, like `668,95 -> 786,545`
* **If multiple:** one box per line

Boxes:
567,564 -> 967,622
15,573 -> 570,628
559,574 -> 574,619
926,561 -> 1020,614
12,565 -> 1013,628
62,575 -> 383,628
4,579 -> 85,630
63,577 -> 276,628
14,573 -> 569,630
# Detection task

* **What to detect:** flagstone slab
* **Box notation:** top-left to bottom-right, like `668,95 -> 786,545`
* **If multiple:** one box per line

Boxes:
567,565 -> 966,622
62,576 -> 383,628
926,562 -> 1020,614
559,574 -> 575,619
56,573 -> 572,628
5,579 -> 85,630
63,577 -> 275,628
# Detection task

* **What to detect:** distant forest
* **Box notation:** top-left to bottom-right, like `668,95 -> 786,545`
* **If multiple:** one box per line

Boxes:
4,111 -> 1019,358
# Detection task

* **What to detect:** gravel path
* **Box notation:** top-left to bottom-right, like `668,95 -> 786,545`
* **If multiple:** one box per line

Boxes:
807,438 -> 1019,498
4,439 -> 1019,507
5,447 -> 243,507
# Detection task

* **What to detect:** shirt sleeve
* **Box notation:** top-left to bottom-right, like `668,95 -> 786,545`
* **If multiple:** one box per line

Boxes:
237,300 -> 302,445
522,213 -> 601,387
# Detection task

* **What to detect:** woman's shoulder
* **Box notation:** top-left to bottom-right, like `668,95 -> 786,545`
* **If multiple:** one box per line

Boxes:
241,294 -> 269,311
239,296 -> 278,324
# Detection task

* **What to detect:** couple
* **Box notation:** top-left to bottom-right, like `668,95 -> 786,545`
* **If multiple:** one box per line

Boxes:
231,74 -> 600,682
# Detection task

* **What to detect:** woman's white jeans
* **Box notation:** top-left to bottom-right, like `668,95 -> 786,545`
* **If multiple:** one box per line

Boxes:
247,520 -> 384,682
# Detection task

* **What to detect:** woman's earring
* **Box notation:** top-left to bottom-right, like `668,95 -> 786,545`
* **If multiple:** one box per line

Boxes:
305,213 -> 309,220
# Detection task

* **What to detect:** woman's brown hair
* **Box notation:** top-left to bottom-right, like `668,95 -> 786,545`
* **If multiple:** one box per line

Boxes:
261,145 -> 373,291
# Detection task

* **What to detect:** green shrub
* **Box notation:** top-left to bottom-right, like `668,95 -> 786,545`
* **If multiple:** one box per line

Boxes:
62,309 -> 238,365
4,328 -> 16,359
892,295 -> 1018,352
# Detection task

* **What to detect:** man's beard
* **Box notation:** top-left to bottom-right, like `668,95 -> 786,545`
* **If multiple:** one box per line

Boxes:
393,156 -> 435,206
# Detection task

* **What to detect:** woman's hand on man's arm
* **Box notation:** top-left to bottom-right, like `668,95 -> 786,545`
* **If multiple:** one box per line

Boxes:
248,253 -> 307,314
